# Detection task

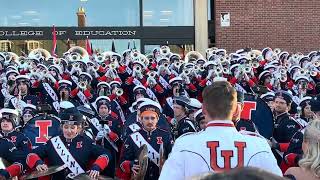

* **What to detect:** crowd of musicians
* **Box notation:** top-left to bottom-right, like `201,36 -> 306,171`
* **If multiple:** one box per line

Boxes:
0,45 -> 318,179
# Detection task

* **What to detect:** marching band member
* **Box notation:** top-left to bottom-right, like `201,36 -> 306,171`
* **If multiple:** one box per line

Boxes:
90,96 -> 123,162
26,107 -> 113,179
21,104 -> 37,125
0,138 -> 28,179
0,108 -> 32,152
194,109 -> 207,131
173,95 -> 197,138
119,100 -> 173,180
282,95 -> 320,171
160,81 -> 282,180
269,91 -> 302,166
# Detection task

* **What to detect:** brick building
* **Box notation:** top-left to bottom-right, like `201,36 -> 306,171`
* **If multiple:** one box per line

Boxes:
213,0 -> 320,54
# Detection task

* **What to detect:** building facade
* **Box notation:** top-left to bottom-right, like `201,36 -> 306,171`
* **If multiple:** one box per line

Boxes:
1,0 -> 317,56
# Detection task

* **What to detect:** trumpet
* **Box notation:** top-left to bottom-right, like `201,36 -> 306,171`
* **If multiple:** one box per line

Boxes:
160,46 -> 171,57
252,61 -> 260,68
115,88 -> 123,96
271,55 -> 278,61
133,66 -> 141,73
279,68 -> 287,75
183,69 -> 191,76
130,50 -> 140,60
249,52 -> 257,60
313,60 -> 320,67
215,66 -> 223,74
109,63 -> 117,70
280,75 -> 287,82
299,69 -> 308,76
174,61 -> 181,68
71,53 -> 81,61
199,65 -> 205,72
101,63 -> 107,68
73,63 -> 80,69
163,63 -> 169,68
310,70 -> 319,77
96,55 -> 104,63
244,65 -> 252,73
79,81 -> 87,90
148,71 -> 157,78
274,48 -> 281,55
223,67 -> 230,74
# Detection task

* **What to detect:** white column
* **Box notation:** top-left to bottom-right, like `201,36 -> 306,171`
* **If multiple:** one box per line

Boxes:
194,0 -> 208,56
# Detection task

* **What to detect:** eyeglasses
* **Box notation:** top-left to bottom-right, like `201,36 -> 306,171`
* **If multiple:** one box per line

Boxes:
142,116 -> 157,120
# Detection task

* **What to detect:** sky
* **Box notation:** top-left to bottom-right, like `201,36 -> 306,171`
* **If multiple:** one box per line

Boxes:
0,0 -> 140,26
0,0 -> 194,27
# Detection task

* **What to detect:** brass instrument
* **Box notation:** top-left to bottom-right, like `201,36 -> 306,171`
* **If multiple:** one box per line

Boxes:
115,88 -> 123,96
109,63 -> 117,70
148,71 -> 157,78
310,70 -> 319,77
183,69 -> 191,76
223,67 -> 230,74
163,63 -> 169,68
279,68 -> 287,75
73,63 -> 80,69
79,81 -> 87,90
313,60 -> 320,67
133,66 -> 141,73
199,65 -> 205,72
130,50 -> 140,60
252,60 -> 260,68
244,65 -> 252,73
280,74 -> 287,82
184,51 -> 204,63
273,48 -> 281,55
299,69 -> 308,76
215,66 -> 223,74
67,46 -> 89,62
101,63 -> 107,68
95,55 -> 104,63
160,45 -> 171,57
174,61 -> 181,68
28,48 -> 51,61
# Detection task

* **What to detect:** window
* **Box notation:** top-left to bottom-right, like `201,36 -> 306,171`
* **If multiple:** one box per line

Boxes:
143,0 -> 194,26
90,39 -> 141,53
0,0 -> 140,26
27,41 -> 40,51
0,40 -> 11,51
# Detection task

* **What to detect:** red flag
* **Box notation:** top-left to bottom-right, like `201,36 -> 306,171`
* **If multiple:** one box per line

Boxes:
86,36 -> 92,56
51,25 -> 57,57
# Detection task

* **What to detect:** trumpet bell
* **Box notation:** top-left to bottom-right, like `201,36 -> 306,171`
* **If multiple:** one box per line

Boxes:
67,46 -> 89,61
79,81 -> 87,90
160,46 -> 171,57
184,51 -> 204,63
115,88 -> 123,96
274,48 -> 281,55
280,76 -> 287,82
252,61 -> 260,68
310,70 -> 318,77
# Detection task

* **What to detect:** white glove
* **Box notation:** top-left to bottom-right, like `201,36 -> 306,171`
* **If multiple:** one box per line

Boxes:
244,73 -> 250,82
235,70 -> 241,79
96,130 -> 107,141
184,76 -> 191,84
206,70 -> 213,80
